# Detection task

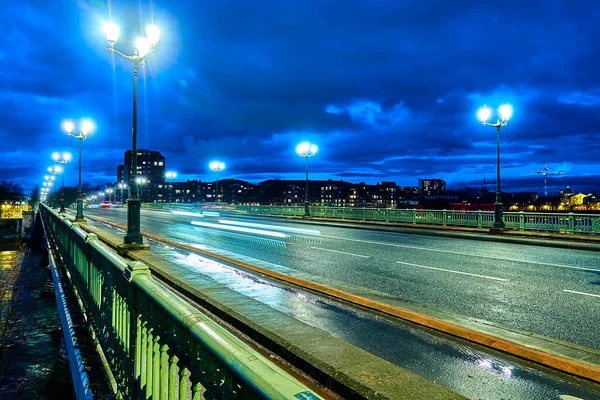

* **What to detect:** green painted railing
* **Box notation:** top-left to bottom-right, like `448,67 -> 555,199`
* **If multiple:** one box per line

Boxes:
41,205 -> 323,399
234,206 -> 600,235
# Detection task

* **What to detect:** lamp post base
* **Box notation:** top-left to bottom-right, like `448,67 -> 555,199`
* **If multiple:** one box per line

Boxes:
124,195 -> 145,246
74,218 -> 86,223
493,200 -> 505,230
117,243 -> 150,255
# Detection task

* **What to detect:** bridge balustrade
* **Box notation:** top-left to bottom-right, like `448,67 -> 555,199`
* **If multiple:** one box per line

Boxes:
41,205 -> 322,400
234,206 -> 600,235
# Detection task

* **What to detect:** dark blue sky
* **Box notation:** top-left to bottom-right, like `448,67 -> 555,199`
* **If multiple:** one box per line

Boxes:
3,0 -> 600,195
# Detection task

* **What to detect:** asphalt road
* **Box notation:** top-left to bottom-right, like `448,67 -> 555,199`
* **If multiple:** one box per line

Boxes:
87,207 -> 600,351
81,207 -> 600,399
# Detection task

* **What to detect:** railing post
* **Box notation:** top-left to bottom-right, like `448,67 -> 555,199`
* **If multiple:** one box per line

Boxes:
442,209 -> 447,227
519,211 -> 525,231
123,261 -> 151,398
412,209 -> 416,225
477,211 -> 482,228
568,212 -> 575,234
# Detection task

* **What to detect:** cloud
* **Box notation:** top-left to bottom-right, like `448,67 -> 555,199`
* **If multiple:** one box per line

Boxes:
3,0 -> 600,195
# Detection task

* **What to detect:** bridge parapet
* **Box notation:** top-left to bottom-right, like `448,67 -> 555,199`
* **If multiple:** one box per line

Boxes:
41,205 -> 323,399
235,205 -> 600,235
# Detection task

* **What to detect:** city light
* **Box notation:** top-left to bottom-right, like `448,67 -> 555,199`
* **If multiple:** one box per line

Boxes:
499,104 -> 513,122
146,25 -> 161,46
477,105 -> 491,124
296,141 -> 318,216
105,17 -> 161,247
103,21 -> 120,44
209,162 -> 225,203
209,161 -> 225,172
296,141 -> 318,157
477,103 -> 514,230
64,119 -> 95,222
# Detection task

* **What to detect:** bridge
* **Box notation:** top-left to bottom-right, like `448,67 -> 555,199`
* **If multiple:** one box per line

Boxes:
39,204 -> 600,399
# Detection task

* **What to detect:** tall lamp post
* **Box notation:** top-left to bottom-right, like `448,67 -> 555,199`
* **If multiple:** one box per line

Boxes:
52,152 -> 72,213
296,141 -> 318,216
63,119 -> 94,222
118,182 -> 128,204
477,104 -> 513,230
165,171 -> 177,204
104,21 -> 160,247
106,188 -> 113,203
209,162 -> 225,203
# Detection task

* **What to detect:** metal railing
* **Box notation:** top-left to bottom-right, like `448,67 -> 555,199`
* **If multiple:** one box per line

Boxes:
41,205 -> 323,399
234,205 -> 600,235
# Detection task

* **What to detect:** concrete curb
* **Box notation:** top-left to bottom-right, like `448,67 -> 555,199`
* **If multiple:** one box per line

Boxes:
86,214 -> 600,385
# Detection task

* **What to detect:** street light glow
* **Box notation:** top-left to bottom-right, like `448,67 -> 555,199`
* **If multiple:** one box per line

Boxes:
136,37 -> 151,57
477,105 -> 492,124
146,25 -> 161,46
296,141 -> 318,157
104,21 -> 120,44
209,161 -> 225,172
499,104 -> 513,122
166,171 -> 177,179
62,120 -> 74,134
81,119 -> 94,135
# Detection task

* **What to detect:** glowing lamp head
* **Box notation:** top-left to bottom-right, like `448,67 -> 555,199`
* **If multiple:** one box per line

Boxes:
52,152 -> 60,162
81,119 -> 94,135
104,21 -> 120,44
209,161 -> 225,172
499,104 -> 513,122
146,24 -> 161,47
166,171 -> 177,179
63,152 -> 72,162
136,37 -> 151,57
62,119 -> 74,134
296,141 -> 318,157
477,105 -> 492,124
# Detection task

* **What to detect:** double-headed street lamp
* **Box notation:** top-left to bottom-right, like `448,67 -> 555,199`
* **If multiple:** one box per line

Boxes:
52,152 -> 72,213
477,104 -> 513,230
296,141 -> 318,216
104,21 -> 161,247
47,165 -> 62,208
118,182 -> 128,204
165,171 -> 177,204
106,188 -> 113,203
63,119 -> 94,222
209,162 -> 225,203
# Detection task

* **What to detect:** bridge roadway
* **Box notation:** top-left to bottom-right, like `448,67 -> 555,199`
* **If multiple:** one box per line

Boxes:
83,207 -> 600,399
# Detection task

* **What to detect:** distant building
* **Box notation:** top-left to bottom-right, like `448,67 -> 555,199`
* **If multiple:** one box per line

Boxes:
419,178 -> 446,196
117,149 -> 166,202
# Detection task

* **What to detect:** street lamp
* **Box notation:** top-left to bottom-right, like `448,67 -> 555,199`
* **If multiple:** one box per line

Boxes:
106,188 -> 113,203
209,162 -> 225,203
165,171 -> 177,204
478,104 -> 513,230
63,119 -> 94,222
52,152 -> 72,213
296,141 -> 318,216
135,177 -> 148,201
47,165 -> 62,208
118,182 -> 128,204
104,20 -> 160,247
